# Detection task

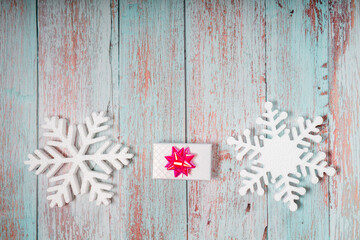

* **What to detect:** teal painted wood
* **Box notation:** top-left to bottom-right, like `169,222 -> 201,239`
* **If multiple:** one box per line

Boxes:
1,0 -> 360,239
266,0 -> 330,239
329,0 -> 360,239
0,1 -> 37,239
114,0 -> 187,239
108,0 -> 122,238
185,0 -> 267,239
37,0 -> 113,238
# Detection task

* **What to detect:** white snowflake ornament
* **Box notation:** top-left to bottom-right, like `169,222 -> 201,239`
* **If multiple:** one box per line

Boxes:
25,112 -> 133,207
227,102 -> 335,211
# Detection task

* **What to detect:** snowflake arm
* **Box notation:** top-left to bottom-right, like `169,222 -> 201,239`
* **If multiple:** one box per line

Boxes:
227,129 -> 262,160
46,164 -> 80,207
91,141 -> 134,174
77,112 -> 110,155
239,164 -> 268,196
25,146 -> 69,177
291,116 -> 323,148
42,117 -> 78,155
256,102 -> 288,138
78,162 -> 114,206
274,175 -> 306,212
299,152 -> 336,184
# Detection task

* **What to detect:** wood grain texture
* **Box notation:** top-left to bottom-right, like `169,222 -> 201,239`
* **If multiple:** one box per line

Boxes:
108,0 -> 121,238
37,0 -> 113,238
186,0 -> 267,239
329,0 -> 360,239
113,0 -> 187,239
1,0 -> 360,239
266,0 -> 330,239
0,1 -> 37,239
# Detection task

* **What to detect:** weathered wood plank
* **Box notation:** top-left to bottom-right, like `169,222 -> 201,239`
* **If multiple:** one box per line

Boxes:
329,0 -> 360,239
186,0 -> 267,239
37,0 -> 113,238
113,0 -> 187,239
266,0 -> 330,238
0,1 -> 37,239
108,0 -> 121,238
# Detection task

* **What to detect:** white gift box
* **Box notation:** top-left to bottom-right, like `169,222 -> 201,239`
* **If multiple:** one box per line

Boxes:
152,143 -> 212,181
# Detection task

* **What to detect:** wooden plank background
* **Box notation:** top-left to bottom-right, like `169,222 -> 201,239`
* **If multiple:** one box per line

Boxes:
0,1 -> 37,239
0,0 -> 359,239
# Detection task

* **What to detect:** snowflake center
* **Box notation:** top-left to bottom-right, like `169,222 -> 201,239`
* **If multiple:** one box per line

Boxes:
261,134 -> 302,178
